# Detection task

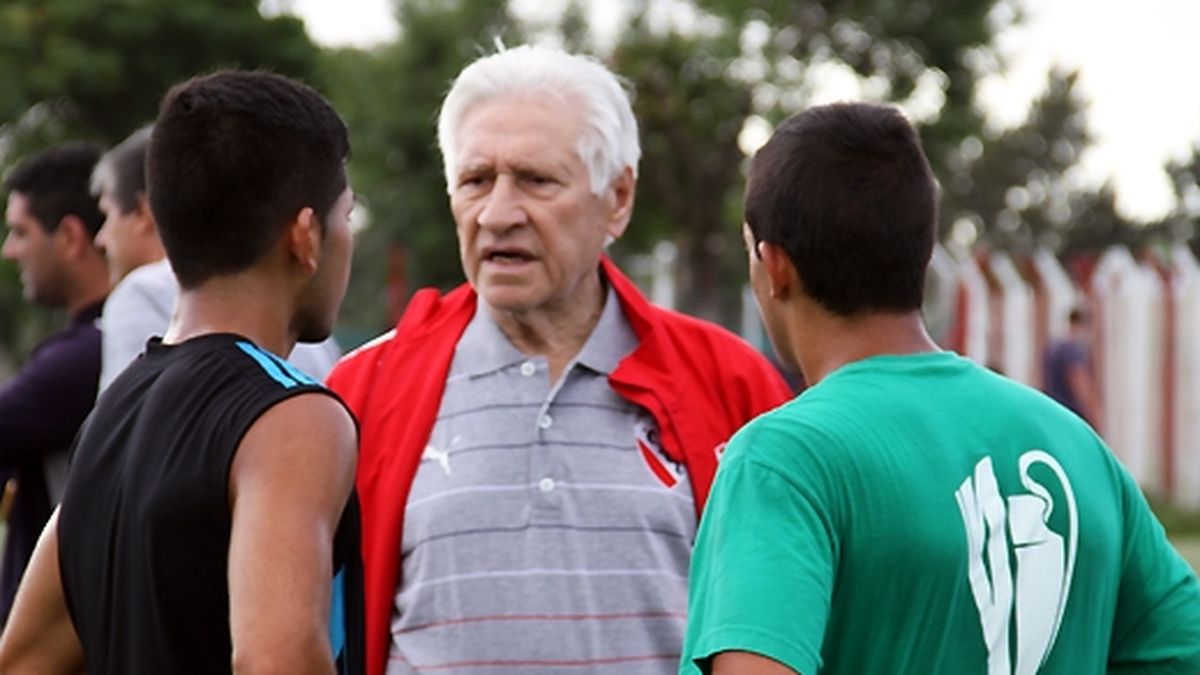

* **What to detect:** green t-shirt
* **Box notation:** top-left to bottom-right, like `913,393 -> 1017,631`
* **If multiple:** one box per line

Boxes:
682,352 -> 1200,674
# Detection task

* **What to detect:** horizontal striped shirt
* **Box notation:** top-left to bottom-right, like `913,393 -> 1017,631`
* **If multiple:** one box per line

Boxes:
389,285 -> 696,674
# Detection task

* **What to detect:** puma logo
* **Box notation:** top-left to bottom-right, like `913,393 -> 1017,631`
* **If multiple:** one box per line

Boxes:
955,451 -> 1078,675
421,445 -> 453,476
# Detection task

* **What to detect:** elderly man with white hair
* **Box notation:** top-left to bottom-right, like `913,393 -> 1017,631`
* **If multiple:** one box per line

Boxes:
327,44 -> 793,675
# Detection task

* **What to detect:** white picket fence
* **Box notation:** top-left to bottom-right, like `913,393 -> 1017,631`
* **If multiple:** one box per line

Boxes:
942,244 -> 1200,509
631,241 -> 1200,510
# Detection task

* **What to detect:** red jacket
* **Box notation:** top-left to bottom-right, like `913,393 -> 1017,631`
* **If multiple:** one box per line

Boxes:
327,258 -> 793,675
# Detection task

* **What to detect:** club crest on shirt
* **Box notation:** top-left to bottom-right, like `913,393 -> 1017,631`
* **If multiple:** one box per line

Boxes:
635,419 -> 683,489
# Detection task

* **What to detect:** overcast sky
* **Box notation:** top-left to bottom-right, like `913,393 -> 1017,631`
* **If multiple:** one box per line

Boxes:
276,0 -> 1200,222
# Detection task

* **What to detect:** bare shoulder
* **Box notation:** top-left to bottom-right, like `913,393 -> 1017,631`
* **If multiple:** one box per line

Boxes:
250,392 -> 355,450
230,392 -> 357,503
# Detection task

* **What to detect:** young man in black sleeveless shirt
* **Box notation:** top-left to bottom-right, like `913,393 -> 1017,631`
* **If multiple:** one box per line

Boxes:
0,70 -> 362,674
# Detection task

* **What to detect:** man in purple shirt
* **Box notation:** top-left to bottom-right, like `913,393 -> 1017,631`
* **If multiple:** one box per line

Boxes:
1043,307 -> 1101,427
0,143 -> 110,624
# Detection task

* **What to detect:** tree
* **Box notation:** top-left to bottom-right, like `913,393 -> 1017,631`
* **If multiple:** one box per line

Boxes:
602,0 -> 1006,324
610,12 -> 753,325
941,69 -> 1093,252
0,0 -> 317,147
1165,142 -> 1200,252
693,0 -> 1002,178
939,69 -> 1178,257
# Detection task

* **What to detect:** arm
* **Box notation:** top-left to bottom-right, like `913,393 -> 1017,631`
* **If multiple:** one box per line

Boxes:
681,425 -> 832,675
712,651 -> 797,675
1108,461 -> 1200,673
227,392 -> 357,675
0,508 -> 86,673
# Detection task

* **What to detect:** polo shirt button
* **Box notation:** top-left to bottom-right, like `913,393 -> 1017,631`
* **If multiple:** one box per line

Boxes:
539,414 -> 553,429
520,361 -> 536,377
538,477 -> 556,492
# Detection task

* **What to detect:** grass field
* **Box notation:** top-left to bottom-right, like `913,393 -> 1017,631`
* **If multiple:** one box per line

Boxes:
1170,535 -> 1200,572
1152,499 -> 1200,572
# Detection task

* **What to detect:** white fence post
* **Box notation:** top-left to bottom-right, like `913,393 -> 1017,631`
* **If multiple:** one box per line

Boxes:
1171,244 -> 1200,509
989,252 -> 1036,386
1093,247 -> 1166,494
957,255 -> 990,366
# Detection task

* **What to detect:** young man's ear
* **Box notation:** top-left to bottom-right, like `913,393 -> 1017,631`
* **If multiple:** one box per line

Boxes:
758,240 -> 799,301
287,207 -> 320,274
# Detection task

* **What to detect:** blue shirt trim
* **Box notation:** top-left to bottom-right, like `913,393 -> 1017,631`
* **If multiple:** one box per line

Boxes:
329,566 -> 346,659
235,341 -> 299,389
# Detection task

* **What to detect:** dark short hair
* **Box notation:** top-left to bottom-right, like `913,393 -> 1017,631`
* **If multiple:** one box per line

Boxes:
147,70 -> 349,289
92,126 -> 152,214
745,103 -> 937,316
4,142 -> 106,236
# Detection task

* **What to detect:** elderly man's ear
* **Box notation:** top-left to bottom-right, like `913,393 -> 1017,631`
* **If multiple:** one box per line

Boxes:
605,166 -> 636,241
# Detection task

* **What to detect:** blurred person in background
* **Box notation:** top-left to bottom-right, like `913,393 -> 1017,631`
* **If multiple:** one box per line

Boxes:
327,44 -> 792,675
92,126 -> 342,391
1043,306 -> 1102,428
0,143 -> 108,625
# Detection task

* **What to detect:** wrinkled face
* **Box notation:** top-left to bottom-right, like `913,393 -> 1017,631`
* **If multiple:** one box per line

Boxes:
3,192 -> 67,306
743,222 -> 798,371
296,185 -> 355,343
449,96 -> 627,319
95,192 -> 146,284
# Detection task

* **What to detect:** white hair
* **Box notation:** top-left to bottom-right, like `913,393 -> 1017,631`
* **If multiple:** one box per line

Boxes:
437,44 -> 641,196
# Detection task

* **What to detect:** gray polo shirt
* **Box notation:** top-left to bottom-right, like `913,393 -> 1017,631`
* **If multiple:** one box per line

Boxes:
389,284 -> 696,674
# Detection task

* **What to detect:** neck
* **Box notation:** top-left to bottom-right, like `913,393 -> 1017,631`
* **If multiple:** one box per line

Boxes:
790,309 -> 941,385
486,273 -> 606,383
163,271 -> 299,358
65,259 -> 112,316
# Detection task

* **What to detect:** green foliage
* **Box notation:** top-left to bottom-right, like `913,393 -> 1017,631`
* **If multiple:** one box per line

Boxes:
611,12 -> 752,324
0,0 -> 318,146
941,69 -> 1092,251
602,0 -> 1001,323
940,69 -> 1183,256
694,0 -> 995,175
1165,142 -> 1200,247
4,0 -> 1190,358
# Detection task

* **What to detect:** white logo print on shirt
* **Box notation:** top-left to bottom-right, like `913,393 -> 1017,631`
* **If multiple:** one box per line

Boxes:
955,450 -> 1079,675
421,435 -> 461,476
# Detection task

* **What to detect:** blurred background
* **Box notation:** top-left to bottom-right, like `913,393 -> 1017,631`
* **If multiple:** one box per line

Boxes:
1,0 -> 1197,564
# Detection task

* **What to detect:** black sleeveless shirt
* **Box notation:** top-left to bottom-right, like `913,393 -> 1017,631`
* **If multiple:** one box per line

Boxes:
58,333 -> 363,674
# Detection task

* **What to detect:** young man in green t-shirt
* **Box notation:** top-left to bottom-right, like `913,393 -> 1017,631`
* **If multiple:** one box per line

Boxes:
681,102 -> 1200,674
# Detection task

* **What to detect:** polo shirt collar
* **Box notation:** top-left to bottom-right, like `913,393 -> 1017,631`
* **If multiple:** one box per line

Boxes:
456,279 -> 636,378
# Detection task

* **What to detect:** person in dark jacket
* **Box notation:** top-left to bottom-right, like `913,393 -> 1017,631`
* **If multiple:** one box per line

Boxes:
0,143 -> 109,625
